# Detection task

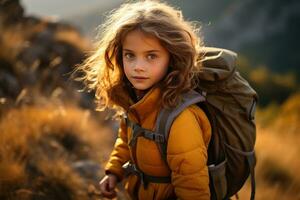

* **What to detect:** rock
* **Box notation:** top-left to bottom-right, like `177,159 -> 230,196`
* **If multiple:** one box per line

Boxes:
72,160 -> 101,182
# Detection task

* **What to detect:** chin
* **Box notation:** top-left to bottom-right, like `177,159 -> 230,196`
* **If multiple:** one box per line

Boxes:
133,85 -> 151,91
134,87 -> 150,91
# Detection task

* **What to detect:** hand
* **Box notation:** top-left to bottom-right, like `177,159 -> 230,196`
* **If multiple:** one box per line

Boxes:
99,174 -> 118,198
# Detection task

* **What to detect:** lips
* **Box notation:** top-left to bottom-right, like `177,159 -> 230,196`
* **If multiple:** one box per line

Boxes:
132,76 -> 149,80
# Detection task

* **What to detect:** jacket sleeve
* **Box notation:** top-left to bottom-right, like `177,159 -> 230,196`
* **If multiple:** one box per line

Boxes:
167,106 -> 211,200
104,117 -> 131,181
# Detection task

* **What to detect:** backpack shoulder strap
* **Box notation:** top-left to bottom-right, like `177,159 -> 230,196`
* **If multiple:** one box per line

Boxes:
155,90 -> 206,163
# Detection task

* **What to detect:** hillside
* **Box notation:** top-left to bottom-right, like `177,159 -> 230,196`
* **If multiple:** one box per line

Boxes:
205,0 -> 300,75
0,1 -> 122,199
1,0 -> 300,199
63,0 -> 300,78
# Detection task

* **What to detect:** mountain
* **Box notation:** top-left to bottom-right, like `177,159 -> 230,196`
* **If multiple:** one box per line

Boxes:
62,0 -> 300,77
204,0 -> 300,74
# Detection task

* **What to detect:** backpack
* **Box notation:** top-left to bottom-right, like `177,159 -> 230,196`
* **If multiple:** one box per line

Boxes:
123,47 -> 257,200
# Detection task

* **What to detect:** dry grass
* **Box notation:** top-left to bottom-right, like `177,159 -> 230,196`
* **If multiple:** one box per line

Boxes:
238,93 -> 300,199
1,93 -> 299,199
272,93 -> 300,135
0,102 -> 117,199
0,8 -> 127,199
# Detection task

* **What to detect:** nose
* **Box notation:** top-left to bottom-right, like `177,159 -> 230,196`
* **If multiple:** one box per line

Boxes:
133,59 -> 146,72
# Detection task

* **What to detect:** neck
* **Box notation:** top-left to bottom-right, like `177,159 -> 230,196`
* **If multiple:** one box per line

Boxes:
134,89 -> 150,101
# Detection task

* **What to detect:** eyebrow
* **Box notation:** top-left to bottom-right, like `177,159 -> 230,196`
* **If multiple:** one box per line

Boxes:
123,49 -> 160,53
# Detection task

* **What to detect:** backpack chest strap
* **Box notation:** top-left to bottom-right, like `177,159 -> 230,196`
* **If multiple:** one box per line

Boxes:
122,162 -> 171,188
126,118 -> 165,147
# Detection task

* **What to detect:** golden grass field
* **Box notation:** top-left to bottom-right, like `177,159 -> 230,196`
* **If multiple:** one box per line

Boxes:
0,100 -> 116,199
238,93 -> 300,200
0,92 -> 299,199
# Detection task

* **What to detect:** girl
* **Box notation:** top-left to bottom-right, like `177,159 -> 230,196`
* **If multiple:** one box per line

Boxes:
79,1 -> 211,199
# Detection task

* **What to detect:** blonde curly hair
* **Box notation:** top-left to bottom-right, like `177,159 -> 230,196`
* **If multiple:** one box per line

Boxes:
77,0 -> 204,113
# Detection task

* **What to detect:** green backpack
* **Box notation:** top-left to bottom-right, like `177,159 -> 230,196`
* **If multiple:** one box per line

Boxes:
123,47 -> 257,200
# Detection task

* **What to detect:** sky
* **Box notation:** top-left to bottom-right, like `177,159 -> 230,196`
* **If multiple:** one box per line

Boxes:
21,0 -> 121,18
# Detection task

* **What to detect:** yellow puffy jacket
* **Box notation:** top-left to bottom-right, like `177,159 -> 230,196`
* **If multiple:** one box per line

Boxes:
105,87 -> 211,200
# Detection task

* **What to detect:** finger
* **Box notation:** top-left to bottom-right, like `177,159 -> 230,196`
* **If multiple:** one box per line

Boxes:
101,190 -> 114,197
105,190 -> 117,199
101,189 -> 116,198
108,176 -> 116,191
99,182 -> 114,197
99,180 -> 109,193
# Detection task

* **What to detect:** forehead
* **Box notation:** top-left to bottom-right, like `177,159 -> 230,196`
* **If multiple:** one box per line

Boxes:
122,30 -> 165,51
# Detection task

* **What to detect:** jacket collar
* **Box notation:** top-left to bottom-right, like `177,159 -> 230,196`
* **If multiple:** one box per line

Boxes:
128,86 -> 161,123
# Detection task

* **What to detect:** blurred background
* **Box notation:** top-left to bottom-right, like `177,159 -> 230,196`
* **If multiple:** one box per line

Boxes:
0,0 -> 299,199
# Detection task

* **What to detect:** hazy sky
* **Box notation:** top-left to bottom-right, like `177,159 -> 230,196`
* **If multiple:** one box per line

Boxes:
21,0 -> 122,18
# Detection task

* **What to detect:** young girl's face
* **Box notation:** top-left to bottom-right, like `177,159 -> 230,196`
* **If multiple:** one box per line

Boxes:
122,30 -> 170,92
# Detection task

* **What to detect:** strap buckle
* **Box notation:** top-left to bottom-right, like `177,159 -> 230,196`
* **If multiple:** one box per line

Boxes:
144,131 -> 165,143
129,122 -> 165,145
122,162 -> 148,188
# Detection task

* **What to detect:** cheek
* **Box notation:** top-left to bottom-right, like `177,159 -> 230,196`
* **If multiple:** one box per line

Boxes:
123,64 -> 130,78
153,64 -> 169,79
